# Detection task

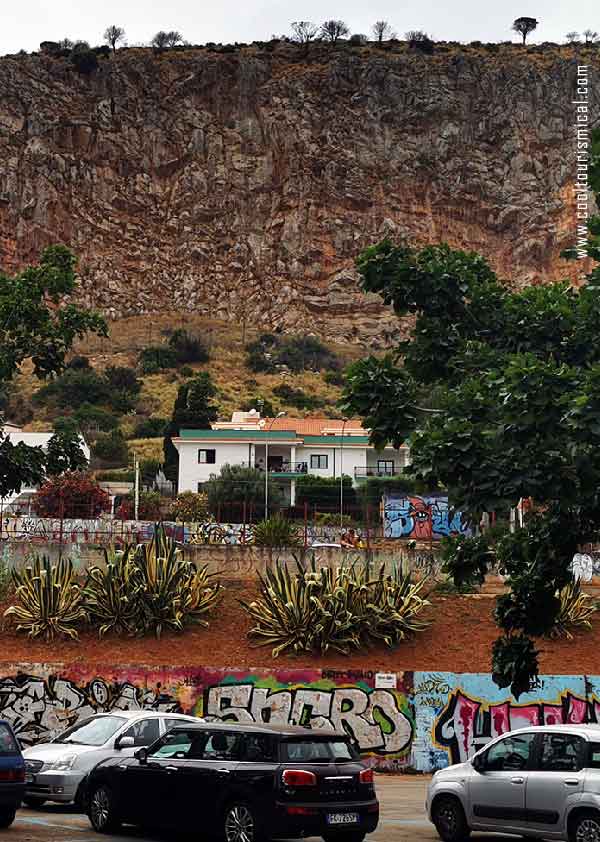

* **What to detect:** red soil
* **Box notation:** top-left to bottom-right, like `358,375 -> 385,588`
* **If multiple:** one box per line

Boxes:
0,587 -> 596,674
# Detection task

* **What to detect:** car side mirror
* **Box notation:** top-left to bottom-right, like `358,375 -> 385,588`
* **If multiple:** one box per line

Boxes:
116,736 -> 135,750
472,753 -> 485,773
134,747 -> 148,764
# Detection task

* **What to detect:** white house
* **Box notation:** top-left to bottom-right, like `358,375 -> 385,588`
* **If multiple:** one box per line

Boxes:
1,425 -> 91,512
172,411 -> 410,504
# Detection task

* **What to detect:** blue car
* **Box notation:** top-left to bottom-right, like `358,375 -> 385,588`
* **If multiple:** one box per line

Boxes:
0,720 -> 25,828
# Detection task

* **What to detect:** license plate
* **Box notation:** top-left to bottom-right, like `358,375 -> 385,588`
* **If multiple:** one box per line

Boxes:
326,813 -> 359,825
25,774 -> 34,784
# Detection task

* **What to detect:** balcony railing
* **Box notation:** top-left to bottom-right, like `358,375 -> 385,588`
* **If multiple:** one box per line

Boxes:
354,466 -> 401,478
255,462 -> 309,475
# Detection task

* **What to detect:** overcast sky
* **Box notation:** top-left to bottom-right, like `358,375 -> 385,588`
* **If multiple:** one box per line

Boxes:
1,0 -> 598,55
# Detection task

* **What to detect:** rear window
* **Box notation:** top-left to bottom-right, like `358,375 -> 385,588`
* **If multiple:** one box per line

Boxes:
587,742 -> 600,769
0,724 -> 19,756
280,739 -> 359,763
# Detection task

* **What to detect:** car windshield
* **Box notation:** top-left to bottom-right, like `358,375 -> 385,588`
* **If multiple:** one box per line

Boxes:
281,739 -> 358,763
54,715 -> 128,746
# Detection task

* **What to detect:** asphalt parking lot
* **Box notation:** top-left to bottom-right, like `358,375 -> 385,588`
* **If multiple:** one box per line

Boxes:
8,776 -> 532,841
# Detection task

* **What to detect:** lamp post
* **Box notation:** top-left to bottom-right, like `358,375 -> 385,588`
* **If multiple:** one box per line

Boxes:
340,418 -> 348,531
265,411 -> 286,519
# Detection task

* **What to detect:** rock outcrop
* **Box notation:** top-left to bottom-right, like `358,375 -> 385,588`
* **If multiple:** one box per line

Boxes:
0,43 -> 595,345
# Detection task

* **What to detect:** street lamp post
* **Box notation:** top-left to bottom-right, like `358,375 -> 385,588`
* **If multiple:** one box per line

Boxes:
340,418 -> 348,531
265,411 -> 286,519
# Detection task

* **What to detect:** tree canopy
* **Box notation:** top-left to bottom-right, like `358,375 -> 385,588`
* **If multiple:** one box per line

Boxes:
342,234 -> 600,697
163,373 -> 219,484
0,246 -> 106,498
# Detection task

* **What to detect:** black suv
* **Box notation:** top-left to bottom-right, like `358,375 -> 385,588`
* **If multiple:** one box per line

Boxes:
85,722 -> 379,841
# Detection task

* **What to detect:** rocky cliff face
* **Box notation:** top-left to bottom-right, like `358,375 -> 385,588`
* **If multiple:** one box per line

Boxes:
0,44 -> 595,345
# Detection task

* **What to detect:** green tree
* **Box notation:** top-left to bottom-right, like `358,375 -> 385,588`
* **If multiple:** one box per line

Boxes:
204,464 -> 282,517
512,16 -> 538,44
0,246 -> 105,495
45,424 -> 88,476
342,237 -> 600,698
163,374 -> 219,484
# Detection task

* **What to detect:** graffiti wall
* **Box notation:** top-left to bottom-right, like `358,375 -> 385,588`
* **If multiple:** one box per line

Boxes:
383,495 -> 469,540
3,665 -> 599,772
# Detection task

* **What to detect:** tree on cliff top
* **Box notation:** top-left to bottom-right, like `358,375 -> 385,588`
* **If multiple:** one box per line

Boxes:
290,21 -> 319,49
341,233 -> 600,698
104,25 -> 126,53
512,16 -> 538,44
0,246 -> 106,498
320,20 -> 350,43
372,21 -> 396,43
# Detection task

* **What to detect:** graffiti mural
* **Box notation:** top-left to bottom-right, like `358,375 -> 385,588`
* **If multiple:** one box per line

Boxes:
200,673 -> 413,761
384,495 -> 469,540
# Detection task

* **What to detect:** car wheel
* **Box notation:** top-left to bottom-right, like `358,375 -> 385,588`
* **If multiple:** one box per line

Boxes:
0,808 -> 16,828
432,796 -> 470,842
223,802 -> 265,842
571,811 -> 600,842
23,796 -> 46,808
87,784 -> 121,834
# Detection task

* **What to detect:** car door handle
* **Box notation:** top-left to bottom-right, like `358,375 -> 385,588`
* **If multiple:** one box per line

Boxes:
217,768 -> 231,775
564,779 -> 579,786
511,777 -> 525,784
164,765 -> 178,773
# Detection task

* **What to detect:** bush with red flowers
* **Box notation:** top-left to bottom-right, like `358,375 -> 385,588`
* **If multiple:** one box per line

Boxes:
34,472 -> 110,519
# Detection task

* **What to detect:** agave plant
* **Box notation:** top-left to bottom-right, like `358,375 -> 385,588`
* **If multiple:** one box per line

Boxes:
241,556 -> 430,657
252,515 -> 300,547
4,556 -> 86,641
84,545 -> 140,637
548,580 -> 598,640
135,527 -> 222,637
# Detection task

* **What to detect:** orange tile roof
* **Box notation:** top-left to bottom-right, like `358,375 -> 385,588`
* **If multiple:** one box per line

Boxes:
263,417 -> 367,436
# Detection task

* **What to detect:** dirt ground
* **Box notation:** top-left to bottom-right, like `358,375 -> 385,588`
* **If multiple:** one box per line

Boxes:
0,586 -> 597,674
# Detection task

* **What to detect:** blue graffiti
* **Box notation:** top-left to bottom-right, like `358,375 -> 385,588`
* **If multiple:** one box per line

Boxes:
384,495 -> 468,540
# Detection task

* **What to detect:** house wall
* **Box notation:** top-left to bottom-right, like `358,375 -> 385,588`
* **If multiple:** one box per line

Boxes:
177,442 -> 251,491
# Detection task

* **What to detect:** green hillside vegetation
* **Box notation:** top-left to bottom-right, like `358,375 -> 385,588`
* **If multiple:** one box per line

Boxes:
11,314 -> 362,471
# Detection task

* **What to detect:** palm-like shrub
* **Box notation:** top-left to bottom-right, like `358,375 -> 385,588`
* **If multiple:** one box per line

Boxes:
548,580 -> 598,640
132,528 -> 222,637
253,515 -> 300,547
5,556 -> 86,640
241,557 -> 429,657
84,546 -> 140,637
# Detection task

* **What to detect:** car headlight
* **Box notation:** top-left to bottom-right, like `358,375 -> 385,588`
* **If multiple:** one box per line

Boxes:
48,754 -> 78,771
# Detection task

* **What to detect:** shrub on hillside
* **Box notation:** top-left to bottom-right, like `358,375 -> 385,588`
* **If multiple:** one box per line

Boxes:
245,333 -> 341,374
168,329 -> 210,364
241,557 -> 430,656
132,417 -> 167,438
33,472 -> 110,518
68,404 -> 119,433
92,429 -> 129,466
66,355 -> 91,370
34,368 -> 111,409
272,383 -> 324,410
70,47 -> 99,74
104,366 -> 142,395
138,345 -> 178,374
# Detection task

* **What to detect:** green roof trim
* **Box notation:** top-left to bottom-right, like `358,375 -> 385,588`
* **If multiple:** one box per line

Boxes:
178,429 -> 298,441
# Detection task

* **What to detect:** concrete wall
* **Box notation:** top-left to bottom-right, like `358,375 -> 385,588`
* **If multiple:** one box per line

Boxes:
0,664 -> 596,772
177,442 -> 254,491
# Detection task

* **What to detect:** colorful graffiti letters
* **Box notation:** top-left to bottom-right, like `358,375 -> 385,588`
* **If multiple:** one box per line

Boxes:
204,682 -> 413,756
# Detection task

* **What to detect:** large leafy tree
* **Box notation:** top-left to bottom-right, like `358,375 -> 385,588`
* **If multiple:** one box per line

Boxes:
341,236 -> 600,698
163,373 -> 219,484
0,246 -> 106,496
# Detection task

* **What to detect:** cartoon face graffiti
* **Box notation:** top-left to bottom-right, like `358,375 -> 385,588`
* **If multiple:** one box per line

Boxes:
408,497 -> 433,539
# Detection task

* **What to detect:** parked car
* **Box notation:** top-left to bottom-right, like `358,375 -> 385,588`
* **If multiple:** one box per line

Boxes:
85,721 -> 379,841
22,710 -> 200,809
427,723 -> 600,842
0,719 -> 25,828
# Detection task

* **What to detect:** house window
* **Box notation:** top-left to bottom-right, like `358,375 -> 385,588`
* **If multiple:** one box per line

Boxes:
310,454 -> 328,470
198,449 -> 216,464
377,460 -> 395,476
